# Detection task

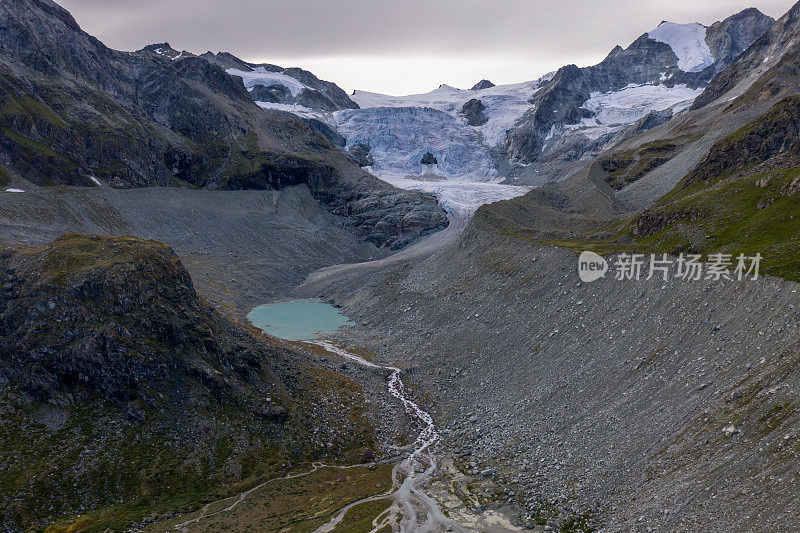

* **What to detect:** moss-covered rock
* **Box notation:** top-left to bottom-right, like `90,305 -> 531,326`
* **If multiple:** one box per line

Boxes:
0,234 -> 378,531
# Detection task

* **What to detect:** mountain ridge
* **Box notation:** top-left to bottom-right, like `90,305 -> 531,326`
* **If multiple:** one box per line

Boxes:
501,8 -> 774,183
0,0 -> 447,249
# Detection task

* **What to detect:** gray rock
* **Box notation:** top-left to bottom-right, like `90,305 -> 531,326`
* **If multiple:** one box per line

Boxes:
471,79 -> 495,91
461,98 -> 489,126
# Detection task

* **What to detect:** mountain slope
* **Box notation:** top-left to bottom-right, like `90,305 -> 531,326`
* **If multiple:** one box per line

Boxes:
0,234 -> 376,531
692,2 -> 800,110
503,8 -> 774,182
0,0 -> 446,249
478,1 -> 800,280
202,51 -> 359,114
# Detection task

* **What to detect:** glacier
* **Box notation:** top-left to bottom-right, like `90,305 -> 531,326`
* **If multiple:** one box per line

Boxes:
647,22 -> 714,73
351,77 -> 548,147
566,83 -> 704,140
333,106 -> 498,181
332,106 -> 533,214
331,79 -> 548,212
227,67 -> 310,97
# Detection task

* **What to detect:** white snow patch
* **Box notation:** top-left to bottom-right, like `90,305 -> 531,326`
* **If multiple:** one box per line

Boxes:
5,188 -> 25,193
227,67 -> 310,97
255,101 -> 316,115
648,22 -> 714,73
568,83 -> 703,140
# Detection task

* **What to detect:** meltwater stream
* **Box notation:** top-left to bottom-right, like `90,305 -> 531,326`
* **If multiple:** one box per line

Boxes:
246,300 -> 466,531
311,341 -> 465,533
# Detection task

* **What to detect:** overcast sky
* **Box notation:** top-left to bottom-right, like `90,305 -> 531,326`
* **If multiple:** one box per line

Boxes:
58,0 -> 795,95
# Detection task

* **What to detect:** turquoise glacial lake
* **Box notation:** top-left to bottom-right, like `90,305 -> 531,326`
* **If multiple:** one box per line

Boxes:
247,299 -> 354,341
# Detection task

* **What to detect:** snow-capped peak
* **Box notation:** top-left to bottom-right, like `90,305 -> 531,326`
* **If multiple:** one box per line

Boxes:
647,21 -> 714,73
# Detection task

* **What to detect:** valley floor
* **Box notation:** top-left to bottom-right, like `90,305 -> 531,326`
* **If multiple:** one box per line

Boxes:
303,224 -> 800,531
8,176 -> 800,532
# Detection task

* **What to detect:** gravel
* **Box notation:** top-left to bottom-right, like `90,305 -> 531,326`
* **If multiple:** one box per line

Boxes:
310,223 -> 800,531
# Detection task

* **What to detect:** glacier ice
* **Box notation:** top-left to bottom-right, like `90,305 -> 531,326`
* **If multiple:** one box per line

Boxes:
647,22 -> 714,73
334,106 -> 498,181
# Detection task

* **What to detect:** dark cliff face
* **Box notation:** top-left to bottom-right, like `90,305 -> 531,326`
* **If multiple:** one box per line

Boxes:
705,7 -> 776,68
460,98 -> 488,126
504,8 -> 774,166
0,0 -> 446,249
684,95 -> 800,187
693,2 -> 800,111
201,51 -> 360,112
470,79 -> 495,91
0,234 -> 289,407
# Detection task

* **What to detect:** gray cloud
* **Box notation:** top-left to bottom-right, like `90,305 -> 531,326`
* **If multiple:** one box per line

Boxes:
57,0 -> 797,94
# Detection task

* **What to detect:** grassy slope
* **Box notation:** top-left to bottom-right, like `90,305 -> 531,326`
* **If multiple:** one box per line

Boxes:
137,464 -> 393,533
538,166 -> 800,281
517,97 -> 800,283
2,366 -> 379,533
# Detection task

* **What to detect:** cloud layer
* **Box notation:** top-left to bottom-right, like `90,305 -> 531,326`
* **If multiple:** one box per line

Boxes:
58,0 -> 795,94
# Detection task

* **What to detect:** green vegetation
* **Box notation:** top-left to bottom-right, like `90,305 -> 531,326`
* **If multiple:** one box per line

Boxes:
329,498 -> 393,533
1,394 -> 285,533
0,164 -> 10,187
483,95 -> 800,285
3,364 -> 381,532
534,166 -> 800,282
1,90 -> 67,127
687,96 -> 800,185
2,234 -> 383,532
19,234 -> 182,286
599,137 -> 689,191
137,464 -> 393,533
3,128 -> 63,159
557,166 -> 799,278
629,167 -> 800,280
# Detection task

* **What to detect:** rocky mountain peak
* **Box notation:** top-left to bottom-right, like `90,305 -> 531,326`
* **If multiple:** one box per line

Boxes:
503,7 -> 774,172
203,51 -> 360,112
706,7 -> 774,66
692,2 -> 800,110
471,79 -> 495,91
0,0 -> 445,248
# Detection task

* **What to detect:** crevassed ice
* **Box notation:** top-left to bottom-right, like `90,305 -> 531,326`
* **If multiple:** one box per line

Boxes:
351,78 -> 545,147
334,106 -> 498,181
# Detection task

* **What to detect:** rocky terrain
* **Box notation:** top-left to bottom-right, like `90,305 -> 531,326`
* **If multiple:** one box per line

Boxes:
202,51 -> 359,113
0,234 -> 387,532
4,0 -> 800,531
0,185 -> 397,314
503,8 -> 775,183
312,222 -> 800,531
310,9 -> 774,195
291,2 -> 800,530
0,0 -> 447,249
